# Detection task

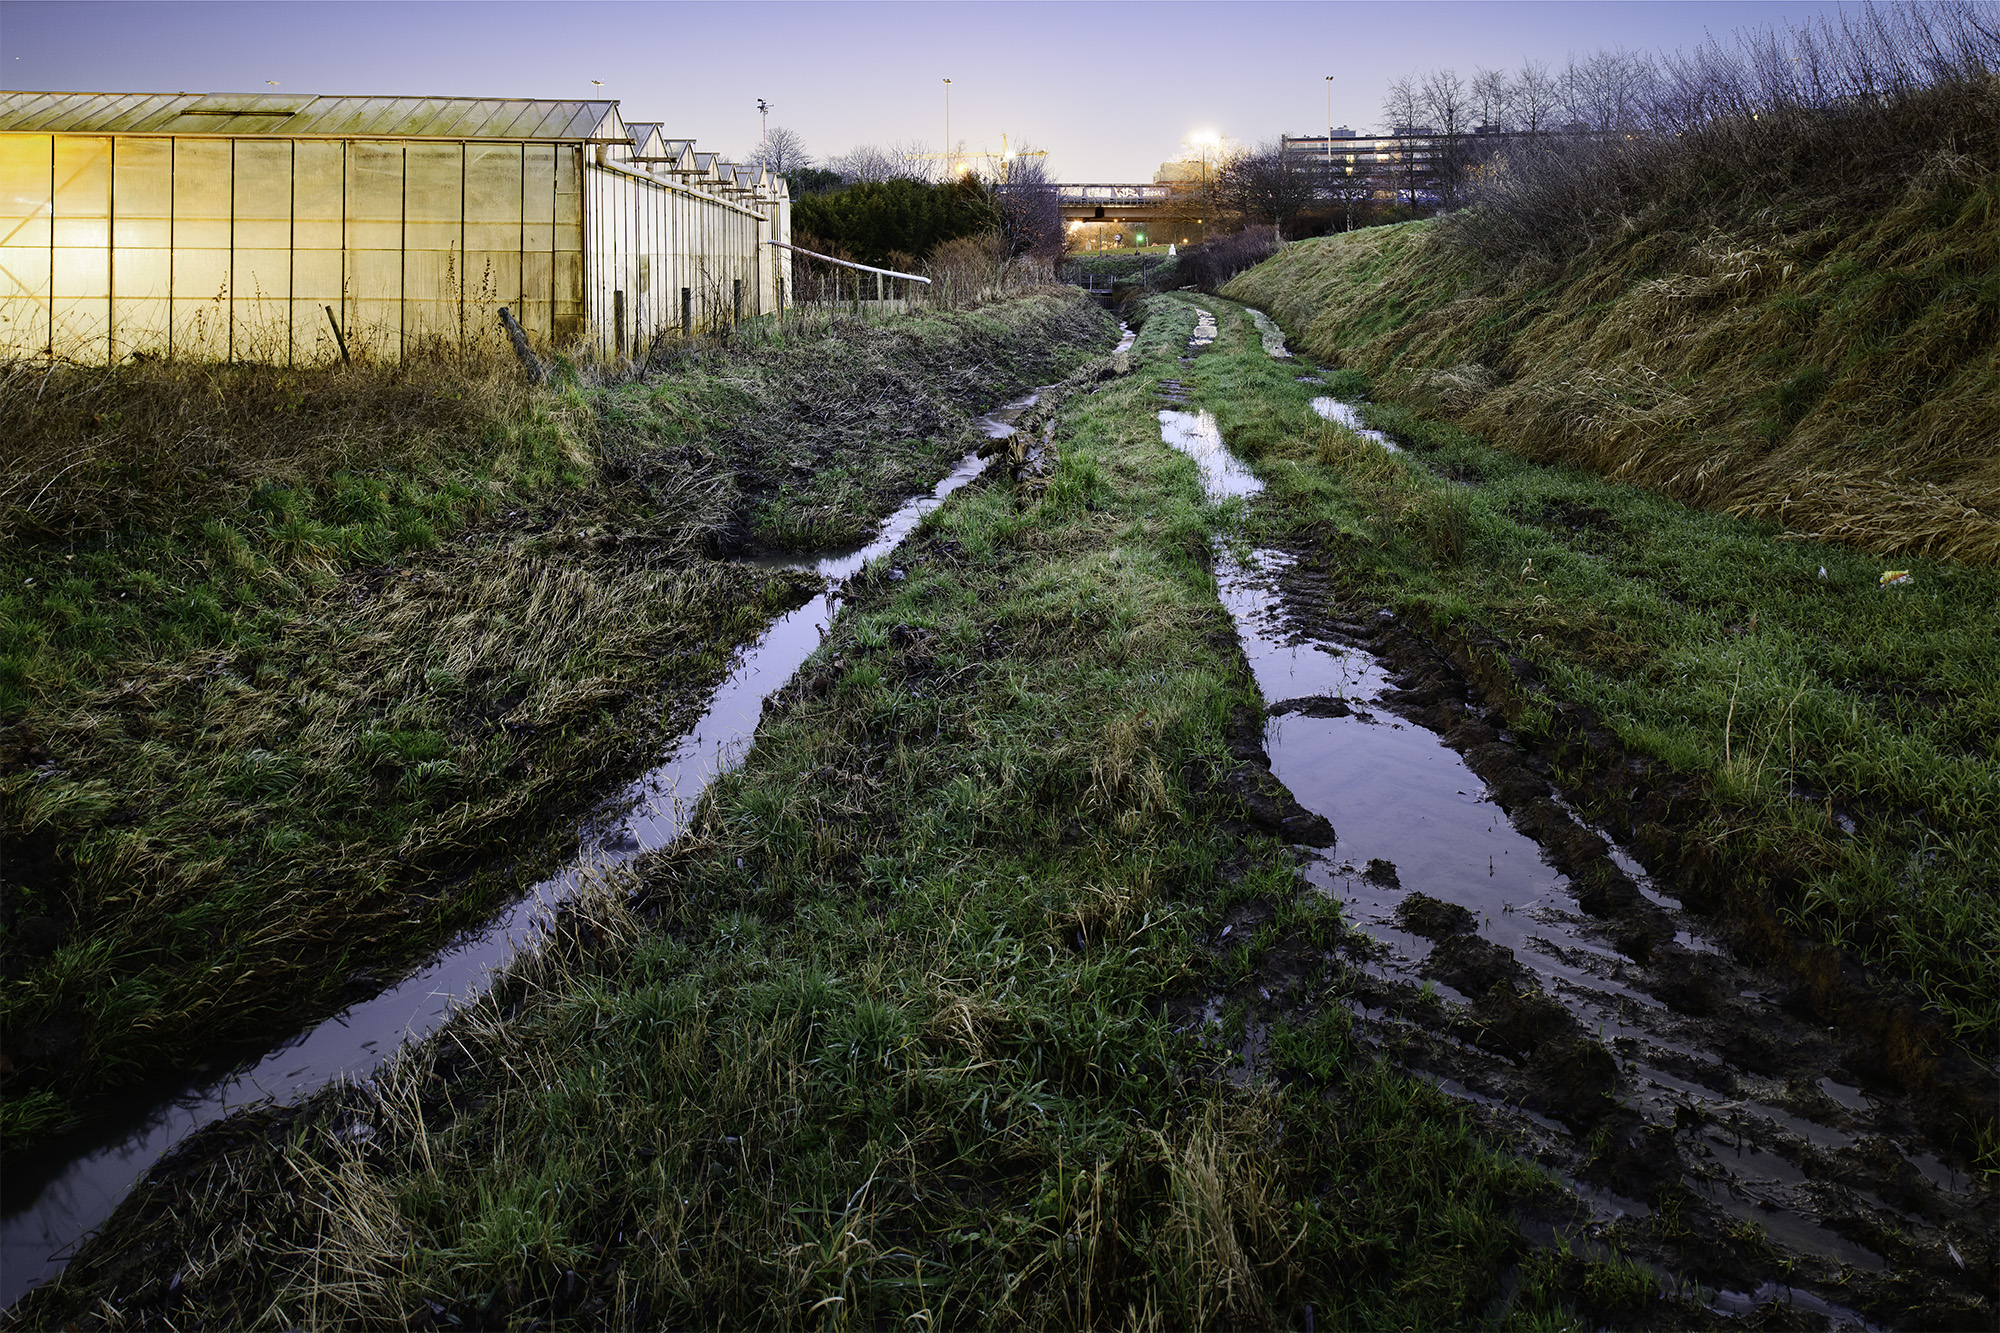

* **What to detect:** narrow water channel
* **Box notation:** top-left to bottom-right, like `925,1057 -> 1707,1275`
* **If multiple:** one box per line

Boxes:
1158,378 -> 1992,1326
0,390 -> 1044,1309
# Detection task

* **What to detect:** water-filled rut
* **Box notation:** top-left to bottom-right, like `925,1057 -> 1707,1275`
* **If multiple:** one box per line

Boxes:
0,390 -> 1044,1310
1159,382 -> 1994,1328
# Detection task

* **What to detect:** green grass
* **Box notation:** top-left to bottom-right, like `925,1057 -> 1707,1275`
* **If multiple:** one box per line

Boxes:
1173,293 -> 2000,1053
16,298 -> 1555,1331
1222,144 -> 2000,565
0,295 -> 1114,1151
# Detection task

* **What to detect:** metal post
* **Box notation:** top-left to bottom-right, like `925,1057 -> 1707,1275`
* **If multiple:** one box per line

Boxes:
613,289 -> 626,360
682,287 -> 692,336
733,278 -> 742,324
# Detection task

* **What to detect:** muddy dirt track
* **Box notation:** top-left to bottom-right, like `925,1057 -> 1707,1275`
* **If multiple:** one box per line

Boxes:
4,297 -> 1992,1330
1159,309 -> 1996,1329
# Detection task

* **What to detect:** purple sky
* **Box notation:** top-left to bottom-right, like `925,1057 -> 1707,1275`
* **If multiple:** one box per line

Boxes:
4,1 -> 1851,180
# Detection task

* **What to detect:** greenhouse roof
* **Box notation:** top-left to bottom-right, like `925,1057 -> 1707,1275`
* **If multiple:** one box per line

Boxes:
0,92 -> 629,142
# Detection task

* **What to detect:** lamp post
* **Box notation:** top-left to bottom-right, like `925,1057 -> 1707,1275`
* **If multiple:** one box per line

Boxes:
757,98 -> 770,163
1190,130 -> 1218,243
1325,75 -> 1333,166
1325,75 -> 1336,230
942,78 -> 952,178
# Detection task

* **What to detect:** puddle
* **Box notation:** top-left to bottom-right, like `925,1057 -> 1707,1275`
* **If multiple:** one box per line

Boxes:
1709,1281 -> 1884,1331
1187,308 -> 1217,351
0,390 -> 1035,1311
1155,399 -> 1995,1325
1247,309 -> 1292,358
1157,410 -> 1261,499
1310,396 -> 1401,453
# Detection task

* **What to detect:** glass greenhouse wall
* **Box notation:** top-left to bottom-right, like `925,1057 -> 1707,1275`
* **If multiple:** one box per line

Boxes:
0,93 -> 790,364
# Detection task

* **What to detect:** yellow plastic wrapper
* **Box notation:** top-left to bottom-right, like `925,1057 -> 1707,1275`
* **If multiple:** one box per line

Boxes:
1880,569 -> 1912,586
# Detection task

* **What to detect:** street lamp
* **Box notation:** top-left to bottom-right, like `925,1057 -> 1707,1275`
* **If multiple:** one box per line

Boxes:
1190,130 -> 1219,242
1325,75 -> 1334,170
757,97 -> 770,163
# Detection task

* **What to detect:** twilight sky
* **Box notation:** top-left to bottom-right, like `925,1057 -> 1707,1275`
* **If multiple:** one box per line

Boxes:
4,0 -> 1852,180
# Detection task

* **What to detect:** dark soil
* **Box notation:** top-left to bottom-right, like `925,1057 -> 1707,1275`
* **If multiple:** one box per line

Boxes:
1179,542 -> 1998,1329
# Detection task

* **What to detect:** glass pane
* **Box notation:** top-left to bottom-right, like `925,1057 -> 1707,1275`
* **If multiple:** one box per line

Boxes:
0,134 -> 53,355
112,137 -> 172,359
346,142 -> 402,358
292,140 -> 343,251
172,139 -> 233,359
52,136 -> 110,249
521,144 -> 555,251
292,250 -> 345,364
232,140 -> 290,248
403,143 -> 462,349
552,146 -> 582,343
233,140 -> 292,360
291,141 -> 345,364
519,249 -> 552,341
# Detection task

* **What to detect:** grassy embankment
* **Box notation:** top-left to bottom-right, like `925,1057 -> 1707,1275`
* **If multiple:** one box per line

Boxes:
1224,75 -> 2000,566
9,296 -> 1677,1333
0,294 -> 1110,1150
1207,224 -> 2000,1071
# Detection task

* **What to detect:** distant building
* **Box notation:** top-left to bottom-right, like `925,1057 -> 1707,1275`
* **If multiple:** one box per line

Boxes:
0,91 -> 791,364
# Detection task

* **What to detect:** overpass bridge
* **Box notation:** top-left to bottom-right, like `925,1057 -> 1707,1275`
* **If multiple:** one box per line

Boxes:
1058,183 -> 1199,248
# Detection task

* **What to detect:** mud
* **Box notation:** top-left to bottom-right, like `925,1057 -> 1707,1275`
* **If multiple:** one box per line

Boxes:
1158,388 -> 1997,1330
0,391 -> 1048,1313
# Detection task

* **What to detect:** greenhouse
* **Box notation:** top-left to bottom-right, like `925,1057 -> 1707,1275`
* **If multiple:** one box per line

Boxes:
0,91 -> 790,364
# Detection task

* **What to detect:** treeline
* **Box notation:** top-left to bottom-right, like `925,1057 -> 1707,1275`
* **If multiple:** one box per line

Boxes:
1206,0 -> 2000,244
790,178 -> 999,268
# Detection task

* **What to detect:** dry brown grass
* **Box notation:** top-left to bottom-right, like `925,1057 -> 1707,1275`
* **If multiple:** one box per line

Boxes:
1224,94 -> 2000,564
0,352 -> 549,543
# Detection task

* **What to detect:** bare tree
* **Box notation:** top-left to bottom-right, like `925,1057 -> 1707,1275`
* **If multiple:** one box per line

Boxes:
1561,49 -> 1657,133
752,126 -> 811,175
1472,66 -> 1512,129
1508,58 -> 1561,134
1422,67 -> 1473,206
1323,156 -> 1374,231
1380,74 -> 1428,207
1216,140 -> 1319,237
826,143 -> 906,184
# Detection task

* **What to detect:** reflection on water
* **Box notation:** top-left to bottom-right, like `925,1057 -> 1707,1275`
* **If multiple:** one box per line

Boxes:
1157,410 -> 1262,500
1247,308 -> 1292,358
1310,396 -> 1401,452
1154,393 -> 1978,1318
0,389 -> 1037,1310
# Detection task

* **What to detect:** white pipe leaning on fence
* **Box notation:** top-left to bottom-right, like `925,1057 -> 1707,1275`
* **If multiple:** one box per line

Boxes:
765,239 -> 932,283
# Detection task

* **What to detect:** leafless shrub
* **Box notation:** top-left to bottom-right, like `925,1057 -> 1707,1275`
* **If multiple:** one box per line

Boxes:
993,147 -> 1066,265
1449,0 -> 2000,266
1175,227 -> 1283,293
920,232 -> 1059,310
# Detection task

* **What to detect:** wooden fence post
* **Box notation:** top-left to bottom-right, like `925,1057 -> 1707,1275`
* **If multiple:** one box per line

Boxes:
497,307 -> 545,384
323,305 -> 351,366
